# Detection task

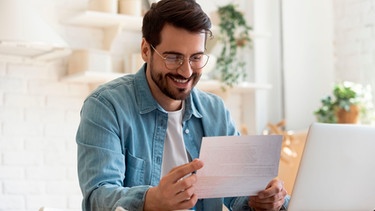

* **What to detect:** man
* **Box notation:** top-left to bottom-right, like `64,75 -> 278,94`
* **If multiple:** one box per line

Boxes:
76,0 -> 289,210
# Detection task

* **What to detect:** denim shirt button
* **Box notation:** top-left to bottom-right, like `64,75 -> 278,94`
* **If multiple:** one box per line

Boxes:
184,129 -> 189,134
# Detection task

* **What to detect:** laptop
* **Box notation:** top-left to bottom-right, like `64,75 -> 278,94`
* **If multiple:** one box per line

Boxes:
288,123 -> 375,211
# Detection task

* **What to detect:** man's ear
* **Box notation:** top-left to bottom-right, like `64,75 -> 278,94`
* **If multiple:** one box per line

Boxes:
141,38 -> 149,62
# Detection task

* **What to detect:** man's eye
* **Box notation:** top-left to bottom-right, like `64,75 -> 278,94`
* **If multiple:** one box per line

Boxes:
165,54 -> 182,62
191,54 -> 203,62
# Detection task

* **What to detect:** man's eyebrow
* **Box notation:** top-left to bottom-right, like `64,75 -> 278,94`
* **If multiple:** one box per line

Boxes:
162,51 -> 183,56
162,50 -> 205,56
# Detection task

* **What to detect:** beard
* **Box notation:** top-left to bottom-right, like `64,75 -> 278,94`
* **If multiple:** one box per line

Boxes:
149,61 -> 201,100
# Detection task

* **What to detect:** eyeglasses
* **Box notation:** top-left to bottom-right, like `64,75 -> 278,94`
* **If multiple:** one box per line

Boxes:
150,45 -> 209,70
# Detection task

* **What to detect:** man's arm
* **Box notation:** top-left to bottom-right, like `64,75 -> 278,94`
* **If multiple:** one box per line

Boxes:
77,96 -> 148,211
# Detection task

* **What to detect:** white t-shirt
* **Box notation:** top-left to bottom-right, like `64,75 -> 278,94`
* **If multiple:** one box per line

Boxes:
161,104 -> 189,177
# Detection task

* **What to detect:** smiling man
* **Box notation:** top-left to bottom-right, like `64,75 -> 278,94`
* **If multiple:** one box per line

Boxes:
144,24 -> 206,111
76,0 -> 289,210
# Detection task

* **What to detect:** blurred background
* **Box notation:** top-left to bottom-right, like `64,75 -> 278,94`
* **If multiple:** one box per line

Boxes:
0,0 -> 374,210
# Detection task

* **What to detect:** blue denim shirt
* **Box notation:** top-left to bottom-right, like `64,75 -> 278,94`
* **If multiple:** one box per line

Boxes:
76,64 -> 289,211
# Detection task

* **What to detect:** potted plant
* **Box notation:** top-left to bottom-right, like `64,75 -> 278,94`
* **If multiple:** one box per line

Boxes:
314,95 -> 337,123
314,81 -> 374,124
214,3 -> 252,88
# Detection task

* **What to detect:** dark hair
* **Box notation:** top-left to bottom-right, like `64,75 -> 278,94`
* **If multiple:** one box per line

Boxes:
142,0 -> 212,47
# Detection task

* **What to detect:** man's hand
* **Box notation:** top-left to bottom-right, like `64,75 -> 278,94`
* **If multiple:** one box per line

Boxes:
144,159 -> 204,211
248,178 -> 287,211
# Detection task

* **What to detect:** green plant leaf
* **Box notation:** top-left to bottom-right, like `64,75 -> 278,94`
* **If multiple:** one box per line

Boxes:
215,3 -> 252,88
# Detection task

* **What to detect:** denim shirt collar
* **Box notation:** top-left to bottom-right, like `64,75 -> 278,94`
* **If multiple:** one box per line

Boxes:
134,64 -> 203,121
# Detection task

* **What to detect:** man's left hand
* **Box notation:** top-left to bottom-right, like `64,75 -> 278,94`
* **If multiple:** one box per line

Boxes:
248,178 -> 287,211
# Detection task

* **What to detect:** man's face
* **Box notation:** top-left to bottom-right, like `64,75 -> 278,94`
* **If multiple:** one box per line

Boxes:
144,24 -> 207,102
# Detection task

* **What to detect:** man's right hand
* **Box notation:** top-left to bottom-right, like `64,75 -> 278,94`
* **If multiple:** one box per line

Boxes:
144,159 -> 204,211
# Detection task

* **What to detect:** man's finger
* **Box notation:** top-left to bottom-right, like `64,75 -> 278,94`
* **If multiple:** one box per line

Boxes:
258,179 -> 283,199
168,159 -> 204,182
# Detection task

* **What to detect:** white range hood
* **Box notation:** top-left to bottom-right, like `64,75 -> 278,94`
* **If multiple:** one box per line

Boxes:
0,0 -> 70,61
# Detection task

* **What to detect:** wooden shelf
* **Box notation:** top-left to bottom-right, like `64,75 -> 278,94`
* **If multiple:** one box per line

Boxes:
0,48 -> 71,64
62,11 -> 142,31
62,11 -> 142,50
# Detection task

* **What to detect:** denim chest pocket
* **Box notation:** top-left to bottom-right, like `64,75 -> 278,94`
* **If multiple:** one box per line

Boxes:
124,151 -> 145,186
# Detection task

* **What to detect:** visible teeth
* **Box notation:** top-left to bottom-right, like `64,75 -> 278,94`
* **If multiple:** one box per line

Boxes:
172,77 -> 188,83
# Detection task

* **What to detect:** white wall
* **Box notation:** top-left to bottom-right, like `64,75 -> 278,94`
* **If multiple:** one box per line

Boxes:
333,0 -> 375,99
0,1 -> 96,210
253,0 -> 284,132
281,0 -> 335,130
0,60 -> 88,211
280,0 -> 375,130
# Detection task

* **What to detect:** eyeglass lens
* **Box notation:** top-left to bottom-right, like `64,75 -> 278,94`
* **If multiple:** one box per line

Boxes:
151,45 -> 209,70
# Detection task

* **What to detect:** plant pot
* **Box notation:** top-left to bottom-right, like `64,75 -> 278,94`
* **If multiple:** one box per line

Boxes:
335,105 -> 359,124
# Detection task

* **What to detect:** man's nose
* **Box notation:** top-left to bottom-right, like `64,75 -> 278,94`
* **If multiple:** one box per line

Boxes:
177,59 -> 194,78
